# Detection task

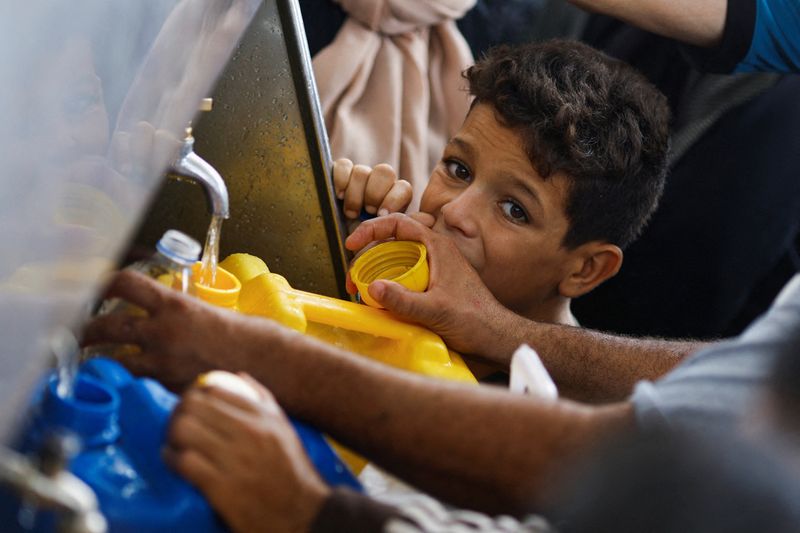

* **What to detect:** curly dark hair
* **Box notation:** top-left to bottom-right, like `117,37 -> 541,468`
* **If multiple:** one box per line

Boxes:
464,39 -> 670,249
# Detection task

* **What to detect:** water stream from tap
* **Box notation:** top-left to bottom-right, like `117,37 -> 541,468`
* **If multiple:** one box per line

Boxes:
52,327 -> 80,399
199,214 -> 224,287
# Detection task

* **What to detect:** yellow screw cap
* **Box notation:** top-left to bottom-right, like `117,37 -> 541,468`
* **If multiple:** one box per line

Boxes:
350,241 -> 428,308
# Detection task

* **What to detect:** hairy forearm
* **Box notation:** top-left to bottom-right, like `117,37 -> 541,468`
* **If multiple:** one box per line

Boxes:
470,306 -> 706,403
226,317 -> 633,514
363,395 -> 633,515
568,0 -> 727,47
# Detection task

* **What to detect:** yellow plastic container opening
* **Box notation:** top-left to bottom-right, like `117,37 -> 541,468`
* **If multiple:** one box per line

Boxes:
187,262 -> 242,309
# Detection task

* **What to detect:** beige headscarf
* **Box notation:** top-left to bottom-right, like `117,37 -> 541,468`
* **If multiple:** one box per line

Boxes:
312,0 -> 476,210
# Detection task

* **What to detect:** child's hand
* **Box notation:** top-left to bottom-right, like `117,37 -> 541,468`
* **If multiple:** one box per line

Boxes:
333,158 -> 412,220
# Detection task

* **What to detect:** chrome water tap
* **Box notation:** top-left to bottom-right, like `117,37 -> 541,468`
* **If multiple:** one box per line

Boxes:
170,98 -> 230,219
0,434 -> 107,533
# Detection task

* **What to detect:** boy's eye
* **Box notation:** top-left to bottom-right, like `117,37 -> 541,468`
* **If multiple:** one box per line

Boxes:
445,160 -> 472,182
500,200 -> 528,223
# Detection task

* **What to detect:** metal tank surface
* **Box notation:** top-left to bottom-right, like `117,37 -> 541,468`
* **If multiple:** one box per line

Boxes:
134,0 -> 351,298
0,0 -> 260,441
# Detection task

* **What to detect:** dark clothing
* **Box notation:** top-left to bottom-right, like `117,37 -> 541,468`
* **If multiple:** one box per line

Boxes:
311,488 -> 396,533
684,0 -> 800,74
682,0 -> 757,73
573,18 -> 800,339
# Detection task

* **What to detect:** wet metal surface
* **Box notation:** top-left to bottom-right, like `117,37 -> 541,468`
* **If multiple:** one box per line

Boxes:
135,0 -> 349,298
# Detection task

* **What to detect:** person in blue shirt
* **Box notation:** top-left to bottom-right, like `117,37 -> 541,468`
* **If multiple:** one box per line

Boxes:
569,0 -> 800,73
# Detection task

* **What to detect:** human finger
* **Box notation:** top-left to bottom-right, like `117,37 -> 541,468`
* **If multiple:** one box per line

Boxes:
363,164 -> 397,215
345,213 -> 431,252
108,348 -> 163,382
81,311 -> 149,348
168,407 -> 230,463
100,270 -> 170,314
173,388 -> 261,438
366,280 -> 435,326
408,212 -> 436,227
332,158 -> 354,200
163,446 -> 222,497
377,179 -> 413,216
342,164 -> 371,219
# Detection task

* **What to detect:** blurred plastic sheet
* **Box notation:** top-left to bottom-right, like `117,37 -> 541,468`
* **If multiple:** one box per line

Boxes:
0,0 -> 260,439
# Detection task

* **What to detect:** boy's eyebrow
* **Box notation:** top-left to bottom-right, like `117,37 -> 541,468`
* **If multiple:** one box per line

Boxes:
448,136 -> 475,158
506,172 -> 543,211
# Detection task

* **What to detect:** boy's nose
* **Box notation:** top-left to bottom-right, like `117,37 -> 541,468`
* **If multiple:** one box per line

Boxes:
440,192 -> 480,239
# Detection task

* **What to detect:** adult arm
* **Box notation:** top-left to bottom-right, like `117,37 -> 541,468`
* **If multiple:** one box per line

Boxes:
346,214 -> 706,402
566,0 -> 728,47
571,0 -> 800,74
83,271 -> 633,514
169,380 -> 552,532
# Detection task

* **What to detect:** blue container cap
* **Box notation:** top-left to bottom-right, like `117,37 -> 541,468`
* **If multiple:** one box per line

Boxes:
42,375 -> 120,448
82,357 -> 135,389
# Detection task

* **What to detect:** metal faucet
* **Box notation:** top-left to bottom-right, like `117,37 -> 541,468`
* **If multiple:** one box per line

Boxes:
170,98 -> 230,219
0,434 -> 107,533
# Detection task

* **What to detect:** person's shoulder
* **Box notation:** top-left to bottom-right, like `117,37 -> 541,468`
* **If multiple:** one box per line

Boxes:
681,0 -> 757,73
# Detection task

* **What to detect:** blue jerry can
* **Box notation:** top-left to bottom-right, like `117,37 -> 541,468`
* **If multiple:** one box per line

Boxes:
6,358 -> 359,532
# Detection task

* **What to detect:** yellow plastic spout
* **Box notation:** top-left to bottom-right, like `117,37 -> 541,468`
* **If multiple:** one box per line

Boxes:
217,252 -> 477,473
221,253 -> 475,383
192,263 -> 241,309
173,262 -> 242,310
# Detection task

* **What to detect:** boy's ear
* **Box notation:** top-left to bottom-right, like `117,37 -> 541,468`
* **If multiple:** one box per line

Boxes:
558,243 -> 623,299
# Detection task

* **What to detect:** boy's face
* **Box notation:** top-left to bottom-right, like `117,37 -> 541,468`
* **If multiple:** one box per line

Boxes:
420,103 -> 576,319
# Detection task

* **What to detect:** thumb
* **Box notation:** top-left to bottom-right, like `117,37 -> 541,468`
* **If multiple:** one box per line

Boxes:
368,280 -> 435,325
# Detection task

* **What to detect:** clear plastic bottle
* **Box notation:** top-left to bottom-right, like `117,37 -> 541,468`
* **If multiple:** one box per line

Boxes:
87,230 -> 201,359
101,230 -> 201,314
